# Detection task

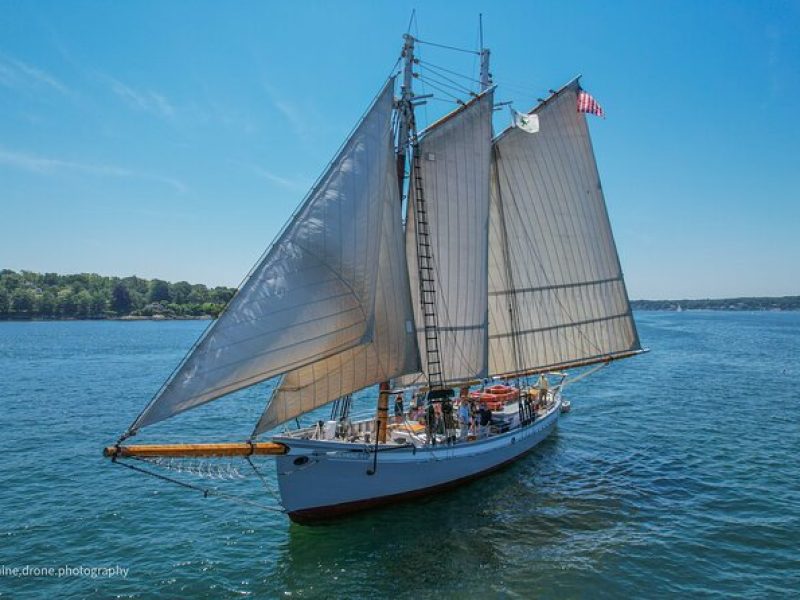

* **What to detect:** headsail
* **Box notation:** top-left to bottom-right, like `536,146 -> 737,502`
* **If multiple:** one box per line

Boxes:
130,79 -> 398,431
488,80 -> 640,377
253,154 -> 419,434
401,90 -> 494,386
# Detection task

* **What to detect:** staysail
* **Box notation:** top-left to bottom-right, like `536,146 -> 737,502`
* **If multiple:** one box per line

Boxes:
253,154 -> 419,434
402,90 -> 494,386
129,80 -> 398,431
487,80 -> 640,377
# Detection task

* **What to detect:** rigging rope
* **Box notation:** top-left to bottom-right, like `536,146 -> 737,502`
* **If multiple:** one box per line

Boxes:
561,361 -> 610,388
417,64 -> 476,96
415,37 -> 480,55
415,76 -> 466,104
418,59 -> 484,88
112,457 -> 285,513
245,455 -> 284,507
417,72 -> 474,97
424,96 -> 463,105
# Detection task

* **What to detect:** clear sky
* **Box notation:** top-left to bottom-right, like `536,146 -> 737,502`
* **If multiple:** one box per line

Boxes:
1,0 -> 798,299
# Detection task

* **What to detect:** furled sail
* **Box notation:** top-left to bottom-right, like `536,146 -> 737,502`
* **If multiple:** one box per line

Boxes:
401,90 -> 494,386
487,80 -> 640,377
253,159 -> 420,434
130,80 -> 398,431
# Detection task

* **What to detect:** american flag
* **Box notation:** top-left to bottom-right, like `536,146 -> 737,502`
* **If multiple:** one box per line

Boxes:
577,90 -> 605,118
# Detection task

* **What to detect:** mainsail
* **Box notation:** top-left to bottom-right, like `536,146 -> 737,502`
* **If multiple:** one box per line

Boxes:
487,80 -> 640,377
402,90 -> 495,386
129,80 -> 398,431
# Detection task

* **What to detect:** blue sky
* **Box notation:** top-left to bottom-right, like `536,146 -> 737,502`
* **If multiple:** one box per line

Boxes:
1,0 -> 798,299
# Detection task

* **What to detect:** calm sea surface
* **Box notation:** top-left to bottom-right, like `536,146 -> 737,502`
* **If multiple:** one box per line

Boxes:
1,312 -> 798,598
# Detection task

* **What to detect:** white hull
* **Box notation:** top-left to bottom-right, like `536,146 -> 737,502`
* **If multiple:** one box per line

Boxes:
273,397 -> 560,523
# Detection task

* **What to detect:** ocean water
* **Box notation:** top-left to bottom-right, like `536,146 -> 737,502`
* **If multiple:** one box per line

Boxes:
0,312 -> 798,598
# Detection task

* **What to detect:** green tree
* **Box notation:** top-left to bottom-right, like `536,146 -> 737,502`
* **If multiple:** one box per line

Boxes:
0,288 -> 9,315
57,289 -> 77,317
122,276 -> 149,297
75,290 -> 93,318
148,279 -> 171,303
90,291 -> 107,316
42,272 -> 60,286
211,286 -> 235,305
202,302 -> 223,317
170,281 -> 192,304
188,284 -> 209,304
1,270 -> 22,292
37,291 -> 58,316
111,282 -> 132,315
11,288 -> 35,313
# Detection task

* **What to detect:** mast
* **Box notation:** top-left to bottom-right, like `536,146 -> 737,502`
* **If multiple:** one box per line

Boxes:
479,14 -> 491,92
492,144 -> 524,382
395,33 -> 416,190
376,33 -> 417,444
398,35 -> 447,394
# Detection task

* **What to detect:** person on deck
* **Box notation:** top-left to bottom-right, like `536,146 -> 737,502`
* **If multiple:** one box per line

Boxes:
438,402 -> 448,435
393,392 -> 404,424
478,402 -> 492,438
458,399 -> 471,440
469,400 -> 478,435
537,373 -> 549,407
442,399 -> 457,445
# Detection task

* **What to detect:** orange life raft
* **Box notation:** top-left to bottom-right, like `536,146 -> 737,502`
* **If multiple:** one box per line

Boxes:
468,384 -> 520,410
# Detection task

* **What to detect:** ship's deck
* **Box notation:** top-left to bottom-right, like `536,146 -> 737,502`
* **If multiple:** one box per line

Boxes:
278,389 -> 557,448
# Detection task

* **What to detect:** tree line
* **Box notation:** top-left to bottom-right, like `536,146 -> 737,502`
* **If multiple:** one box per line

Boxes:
630,297 -> 800,311
4,268 -> 796,320
0,269 -> 236,319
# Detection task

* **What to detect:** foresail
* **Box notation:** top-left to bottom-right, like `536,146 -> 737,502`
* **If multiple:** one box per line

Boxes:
401,90 -> 494,386
130,80 -> 397,431
488,81 -> 640,377
253,159 -> 419,434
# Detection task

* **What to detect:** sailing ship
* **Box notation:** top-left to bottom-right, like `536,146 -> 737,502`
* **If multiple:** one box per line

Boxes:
104,32 -> 643,523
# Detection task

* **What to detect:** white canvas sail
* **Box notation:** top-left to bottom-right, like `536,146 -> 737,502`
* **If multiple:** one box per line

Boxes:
401,90 -> 494,386
253,163 -> 420,434
488,81 -> 640,377
130,80 -> 398,430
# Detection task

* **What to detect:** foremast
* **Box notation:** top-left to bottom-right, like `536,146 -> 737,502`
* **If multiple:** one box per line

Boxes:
375,33 -> 418,444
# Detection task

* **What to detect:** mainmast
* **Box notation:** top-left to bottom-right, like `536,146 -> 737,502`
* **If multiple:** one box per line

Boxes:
397,35 -> 446,394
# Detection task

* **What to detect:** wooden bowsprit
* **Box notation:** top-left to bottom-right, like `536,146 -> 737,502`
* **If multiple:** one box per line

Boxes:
103,441 -> 289,459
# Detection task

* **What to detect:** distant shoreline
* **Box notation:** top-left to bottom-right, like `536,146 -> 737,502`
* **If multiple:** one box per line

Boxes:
0,314 -> 214,322
630,297 -> 800,312
3,269 -> 797,318
1,269 -> 233,321
632,307 -> 798,312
